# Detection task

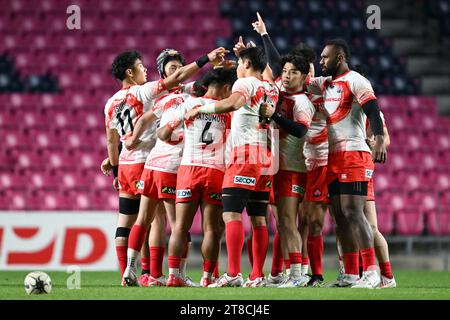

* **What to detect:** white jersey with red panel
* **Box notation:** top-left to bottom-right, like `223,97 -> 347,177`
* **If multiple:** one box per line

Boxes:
181,96 -> 231,172
306,70 -> 376,154
276,91 -> 315,173
144,92 -> 190,173
104,80 -> 167,164
303,94 -> 329,171
226,76 -> 279,159
146,82 -> 196,148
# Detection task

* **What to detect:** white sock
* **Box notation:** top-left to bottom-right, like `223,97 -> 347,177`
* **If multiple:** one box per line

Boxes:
169,268 -> 180,277
302,264 -> 309,276
126,249 -> 138,267
290,263 -> 302,279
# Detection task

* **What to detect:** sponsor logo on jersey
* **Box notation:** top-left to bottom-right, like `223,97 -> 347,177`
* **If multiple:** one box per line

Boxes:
292,185 -> 305,195
161,186 -> 176,195
210,193 -> 222,201
234,176 -> 256,186
340,173 -> 347,180
176,189 -> 192,198
365,169 -> 374,179
136,180 -> 144,190
313,189 -> 322,197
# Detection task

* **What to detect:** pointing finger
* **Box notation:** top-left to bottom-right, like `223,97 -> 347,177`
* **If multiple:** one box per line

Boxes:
257,11 -> 263,22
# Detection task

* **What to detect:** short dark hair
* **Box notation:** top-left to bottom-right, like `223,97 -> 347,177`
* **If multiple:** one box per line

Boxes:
238,47 -> 267,73
290,43 -> 316,64
111,51 -> 142,80
281,54 -> 310,75
193,67 -> 238,96
325,38 -> 351,60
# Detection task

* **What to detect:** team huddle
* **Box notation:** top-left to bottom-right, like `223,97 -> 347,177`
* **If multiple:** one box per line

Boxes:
102,13 -> 396,289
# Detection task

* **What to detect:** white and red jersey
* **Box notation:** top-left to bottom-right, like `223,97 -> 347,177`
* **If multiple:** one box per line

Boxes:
104,80 -> 167,164
144,92 -> 190,173
276,91 -> 315,173
181,96 -> 231,172
145,82 -> 196,149
304,94 -> 329,171
306,70 -> 376,154
226,76 -> 279,161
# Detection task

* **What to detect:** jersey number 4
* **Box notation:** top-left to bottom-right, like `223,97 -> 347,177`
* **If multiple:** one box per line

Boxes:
201,121 -> 213,145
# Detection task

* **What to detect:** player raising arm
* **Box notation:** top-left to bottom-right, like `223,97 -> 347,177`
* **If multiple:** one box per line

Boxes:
165,67 -> 237,287
186,46 -> 279,288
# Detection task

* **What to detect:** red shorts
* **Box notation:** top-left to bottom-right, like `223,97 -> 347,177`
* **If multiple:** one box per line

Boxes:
176,165 -> 224,206
222,164 -> 272,192
306,166 -> 329,203
118,163 -> 145,196
274,170 -> 307,199
327,151 -> 374,185
222,144 -> 272,192
138,169 -> 177,200
367,178 -> 375,201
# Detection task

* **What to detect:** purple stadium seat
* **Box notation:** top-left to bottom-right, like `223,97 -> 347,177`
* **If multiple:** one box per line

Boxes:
190,209 -> 203,235
373,172 -> 390,193
322,213 -> 333,235
242,209 -> 252,235
396,207 -> 425,235
426,207 -> 450,235
375,206 -> 394,235
441,190 -> 450,206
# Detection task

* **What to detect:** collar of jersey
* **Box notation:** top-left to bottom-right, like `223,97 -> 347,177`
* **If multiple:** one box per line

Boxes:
332,69 -> 352,81
202,96 -> 220,101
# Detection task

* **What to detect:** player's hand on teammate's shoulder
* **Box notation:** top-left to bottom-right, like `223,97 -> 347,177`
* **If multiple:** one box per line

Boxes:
372,136 -> 387,163
260,102 -> 275,118
252,12 -> 267,35
185,108 -> 200,121
124,136 -> 141,151
100,158 -> 112,176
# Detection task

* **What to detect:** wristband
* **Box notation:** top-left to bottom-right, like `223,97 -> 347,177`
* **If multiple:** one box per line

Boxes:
198,103 -> 216,114
112,165 -> 119,178
196,55 -> 210,68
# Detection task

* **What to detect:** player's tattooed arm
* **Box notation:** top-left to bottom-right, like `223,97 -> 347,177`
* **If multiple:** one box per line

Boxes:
184,92 -> 246,120
124,110 -> 157,150
163,47 -> 227,90
252,12 -> 282,78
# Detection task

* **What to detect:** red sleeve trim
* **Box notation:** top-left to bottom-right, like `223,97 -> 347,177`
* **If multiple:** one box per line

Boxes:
360,96 -> 377,106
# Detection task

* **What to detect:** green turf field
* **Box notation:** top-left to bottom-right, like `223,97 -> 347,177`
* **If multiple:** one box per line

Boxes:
1,270 -> 450,300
